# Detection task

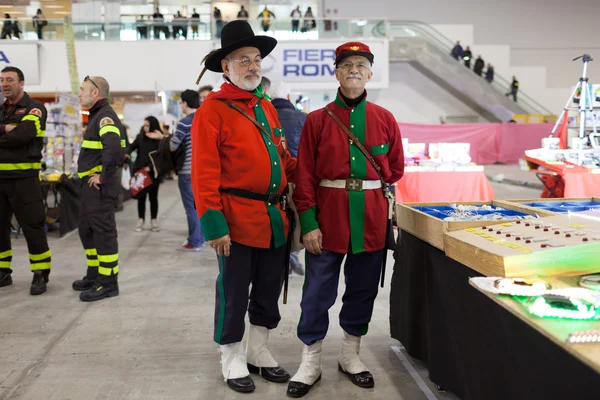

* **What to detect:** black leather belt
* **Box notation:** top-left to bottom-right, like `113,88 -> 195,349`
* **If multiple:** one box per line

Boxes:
220,188 -> 284,206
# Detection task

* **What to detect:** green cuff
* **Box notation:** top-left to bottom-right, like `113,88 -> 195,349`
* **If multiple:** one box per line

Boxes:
200,209 -> 230,240
299,206 -> 319,236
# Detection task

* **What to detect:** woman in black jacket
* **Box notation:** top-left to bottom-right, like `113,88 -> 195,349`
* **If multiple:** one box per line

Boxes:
125,116 -> 165,232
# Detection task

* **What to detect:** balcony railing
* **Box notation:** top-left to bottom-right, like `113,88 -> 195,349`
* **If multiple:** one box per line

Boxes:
0,16 -> 385,42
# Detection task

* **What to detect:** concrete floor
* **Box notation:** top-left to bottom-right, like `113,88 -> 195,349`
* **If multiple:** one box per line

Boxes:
0,170 -> 542,400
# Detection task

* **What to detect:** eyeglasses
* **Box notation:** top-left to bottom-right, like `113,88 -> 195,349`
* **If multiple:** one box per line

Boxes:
227,57 -> 262,68
337,62 -> 370,72
85,75 -> 99,90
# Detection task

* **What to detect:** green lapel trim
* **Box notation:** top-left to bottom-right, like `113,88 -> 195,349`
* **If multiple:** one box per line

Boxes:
200,209 -> 230,240
371,142 -> 389,156
255,100 -> 286,248
252,84 -> 271,100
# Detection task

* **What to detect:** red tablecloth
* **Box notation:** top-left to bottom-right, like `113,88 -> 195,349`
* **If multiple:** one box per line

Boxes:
398,122 -> 553,165
562,173 -> 600,197
395,171 -> 495,202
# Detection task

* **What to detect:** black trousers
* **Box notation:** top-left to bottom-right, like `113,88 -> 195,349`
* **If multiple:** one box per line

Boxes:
137,182 -> 159,220
0,177 -> 51,272
214,240 -> 287,345
78,177 -> 119,280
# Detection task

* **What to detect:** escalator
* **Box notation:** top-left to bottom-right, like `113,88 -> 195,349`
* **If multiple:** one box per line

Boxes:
373,21 -> 553,122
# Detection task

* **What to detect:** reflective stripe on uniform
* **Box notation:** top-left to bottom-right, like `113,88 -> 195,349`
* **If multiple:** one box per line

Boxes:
98,265 -> 119,276
0,163 -> 41,171
29,250 -> 52,262
82,140 -> 103,150
85,248 -> 98,256
120,140 -> 126,148
21,114 -> 45,137
0,261 -> 10,268
78,165 -> 102,178
31,262 -> 51,271
0,250 -> 12,259
99,125 -> 120,137
98,254 -> 118,263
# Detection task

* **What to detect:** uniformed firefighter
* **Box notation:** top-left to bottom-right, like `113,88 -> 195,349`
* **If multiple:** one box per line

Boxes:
72,76 -> 124,302
0,66 -> 52,296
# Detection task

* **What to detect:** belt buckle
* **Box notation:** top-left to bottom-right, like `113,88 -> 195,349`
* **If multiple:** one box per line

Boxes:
267,193 -> 281,205
346,178 -> 363,191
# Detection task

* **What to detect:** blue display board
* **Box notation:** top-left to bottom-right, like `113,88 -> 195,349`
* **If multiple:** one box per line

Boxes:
523,201 -> 600,214
412,205 -> 530,220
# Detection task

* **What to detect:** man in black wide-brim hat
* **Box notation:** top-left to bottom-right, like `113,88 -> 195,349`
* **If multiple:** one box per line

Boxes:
191,20 -> 297,394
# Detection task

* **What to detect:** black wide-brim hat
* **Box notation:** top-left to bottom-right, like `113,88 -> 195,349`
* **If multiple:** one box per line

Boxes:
205,20 -> 277,73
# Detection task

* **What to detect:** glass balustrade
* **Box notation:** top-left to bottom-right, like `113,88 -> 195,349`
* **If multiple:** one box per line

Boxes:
0,16 -> 551,116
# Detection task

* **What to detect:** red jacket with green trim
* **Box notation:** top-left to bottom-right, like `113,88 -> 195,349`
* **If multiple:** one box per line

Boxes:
0,92 -> 47,179
294,91 -> 404,254
191,82 -> 296,249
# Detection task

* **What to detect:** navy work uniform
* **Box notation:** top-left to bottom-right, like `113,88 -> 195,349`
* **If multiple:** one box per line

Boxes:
0,93 -> 52,295
72,98 -> 125,302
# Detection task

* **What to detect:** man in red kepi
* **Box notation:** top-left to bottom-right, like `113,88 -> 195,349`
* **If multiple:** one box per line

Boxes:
287,42 -> 405,397
191,20 -> 296,394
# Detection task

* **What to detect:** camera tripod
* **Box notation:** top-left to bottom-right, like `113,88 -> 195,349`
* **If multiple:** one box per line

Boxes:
550,54 -> 599,147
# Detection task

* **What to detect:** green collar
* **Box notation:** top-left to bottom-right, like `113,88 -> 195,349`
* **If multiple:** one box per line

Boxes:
252,84 -> 271,100
334,89 -> 366,109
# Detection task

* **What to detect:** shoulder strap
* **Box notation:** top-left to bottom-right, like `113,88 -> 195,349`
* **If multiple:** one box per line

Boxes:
324,105 -> 383,181
217,99 -> 272,139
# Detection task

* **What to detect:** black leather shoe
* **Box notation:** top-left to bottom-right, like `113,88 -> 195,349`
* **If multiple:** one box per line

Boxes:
226,376 -> 255,393
0,269 -> 13,288
287,375 -> 321,398
338,364 -> 374,388
80,282 -> 119,302
248,363 -> 290,383
30,271 -> 47,295
72,276 -> 95,291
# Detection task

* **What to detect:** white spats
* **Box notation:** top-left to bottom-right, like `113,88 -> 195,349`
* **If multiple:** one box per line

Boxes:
290,341 -> 323,385
220,342 -> 249,381
338,331 -> 369,374
246,324 -> 278,368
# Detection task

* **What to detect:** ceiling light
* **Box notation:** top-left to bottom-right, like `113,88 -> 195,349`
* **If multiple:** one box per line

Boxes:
356,20 -> 368,27
0,5 -> 13,8
53,11 -> 70,15
91,32 -> 99,37
45,5 -> 64,8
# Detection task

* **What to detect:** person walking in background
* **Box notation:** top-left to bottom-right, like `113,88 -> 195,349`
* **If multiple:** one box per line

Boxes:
190,8 -> 200,39
463,46 -> 472,68
303,7 -> 315,32
1,14 -> 12,39
451,40 -> 463,60
270,81 -> 307,276
198,85 -> 213,104
125,116 -> 165,232
261,76 -> 271,95
473,55 -> 485,76
171,90 -> 204,251
32,9 -> 47,40
291,6 -> 302,32
506,76 -> 519,102
485,64 -> 495,83
257,6 -> 276,33
11,18 -> 20,40
214,7 -> 224,38
237,6 -> 249,19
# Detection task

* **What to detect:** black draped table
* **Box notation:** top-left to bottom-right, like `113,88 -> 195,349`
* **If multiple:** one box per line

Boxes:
40,175 -> 81,237
390,230 -> 600,400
